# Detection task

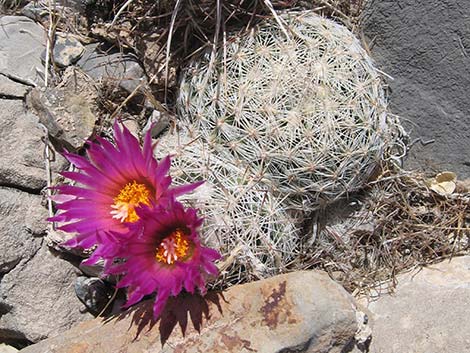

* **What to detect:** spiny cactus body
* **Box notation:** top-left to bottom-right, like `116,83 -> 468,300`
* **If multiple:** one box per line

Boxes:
178,11 -> 405,211
155,131 -> 303,287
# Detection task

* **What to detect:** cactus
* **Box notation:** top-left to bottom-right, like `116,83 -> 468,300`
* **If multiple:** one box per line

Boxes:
177,11 -> 406,211
155,130 -> 303,287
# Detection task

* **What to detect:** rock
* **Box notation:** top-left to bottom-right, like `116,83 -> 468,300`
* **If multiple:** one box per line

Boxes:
56,0 -> 86,13
74,277 -> 113,315
362,1 -> 470,177
134,31 -> 177,88
0,244 -> 94,343
0,344 -> 18,353
0,99 -> 67,191
21,2 -> 48,21
51,34 -> 85,67
22,1 -> 88,34
0,74 -> 29,99
19,271 -> 365,353
0,16 -> 45,86
0,187 -> 47,273
121,118 -> 140,137
77,43 -> 146,94
143,109 -> 170,138
360,256 -> 470,353
26,67 -> 98,151
78,259 -> 105,278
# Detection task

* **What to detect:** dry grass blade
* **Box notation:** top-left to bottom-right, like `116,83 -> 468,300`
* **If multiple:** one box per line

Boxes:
111,0 -> 136,25
164,0 -> 182,100
262,0 -> 290,39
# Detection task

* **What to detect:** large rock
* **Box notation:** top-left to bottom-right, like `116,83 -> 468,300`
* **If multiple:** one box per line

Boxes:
360,256 -> 470,353
20,271 -> 366,353
0,244 -> 94,343
362,0 -> 470,178
0,187 -> 47,273
0,99 -> 67,191
0,16 -> 45,86
77,44 -> 146,94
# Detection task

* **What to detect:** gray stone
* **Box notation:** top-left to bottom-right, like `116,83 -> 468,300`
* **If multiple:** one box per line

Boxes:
78,258 -> 105,278
56,0 -> 86,13
74,277 -> 113,315
77,44 -> 146,93
19,271 -> 365,353
0,74 -> 29,99
51,34 -> 85,67
143,109 -> 170,138
0,99 -> 67,191
0,244 -> 94,343
21,2 -> 48,21
360,257 -> 470,353
0,16 -> 45,86
362,0 -> 470,177
0,187 -> 47,274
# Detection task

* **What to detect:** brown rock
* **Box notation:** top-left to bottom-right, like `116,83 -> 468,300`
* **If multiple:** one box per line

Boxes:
26,67 -> 98,152
20,271 -> 361,353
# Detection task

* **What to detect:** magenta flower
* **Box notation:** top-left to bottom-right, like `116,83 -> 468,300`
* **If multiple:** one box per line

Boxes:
102,200 -> 221,318
49,121 -> 201,249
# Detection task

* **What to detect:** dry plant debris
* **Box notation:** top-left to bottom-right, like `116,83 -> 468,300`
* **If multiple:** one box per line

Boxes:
308,167 -> 470,296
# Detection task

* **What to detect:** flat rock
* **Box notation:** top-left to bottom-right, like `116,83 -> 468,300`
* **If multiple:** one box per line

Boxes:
360,256 -> 470,353
362,0 -> 470,177
0,187 -> 47,273
77,44 -> 145,93
0,244 -> 94,343
0,16 -> 45,86
0,75 -> 30,98
0,99 -> 67,191
20,271 -> 364,353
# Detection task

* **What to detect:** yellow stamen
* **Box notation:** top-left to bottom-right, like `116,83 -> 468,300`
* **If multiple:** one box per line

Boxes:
155,229 -> 190,265
110,180 -> 150,223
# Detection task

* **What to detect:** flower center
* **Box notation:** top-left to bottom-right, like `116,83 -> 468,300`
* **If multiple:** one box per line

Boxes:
110,180 -> 151,223
155,229 -> 190,265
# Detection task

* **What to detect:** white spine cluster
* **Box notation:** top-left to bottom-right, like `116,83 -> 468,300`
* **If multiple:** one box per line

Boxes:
155,130 -> 303,287
178,11 -> 406,211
